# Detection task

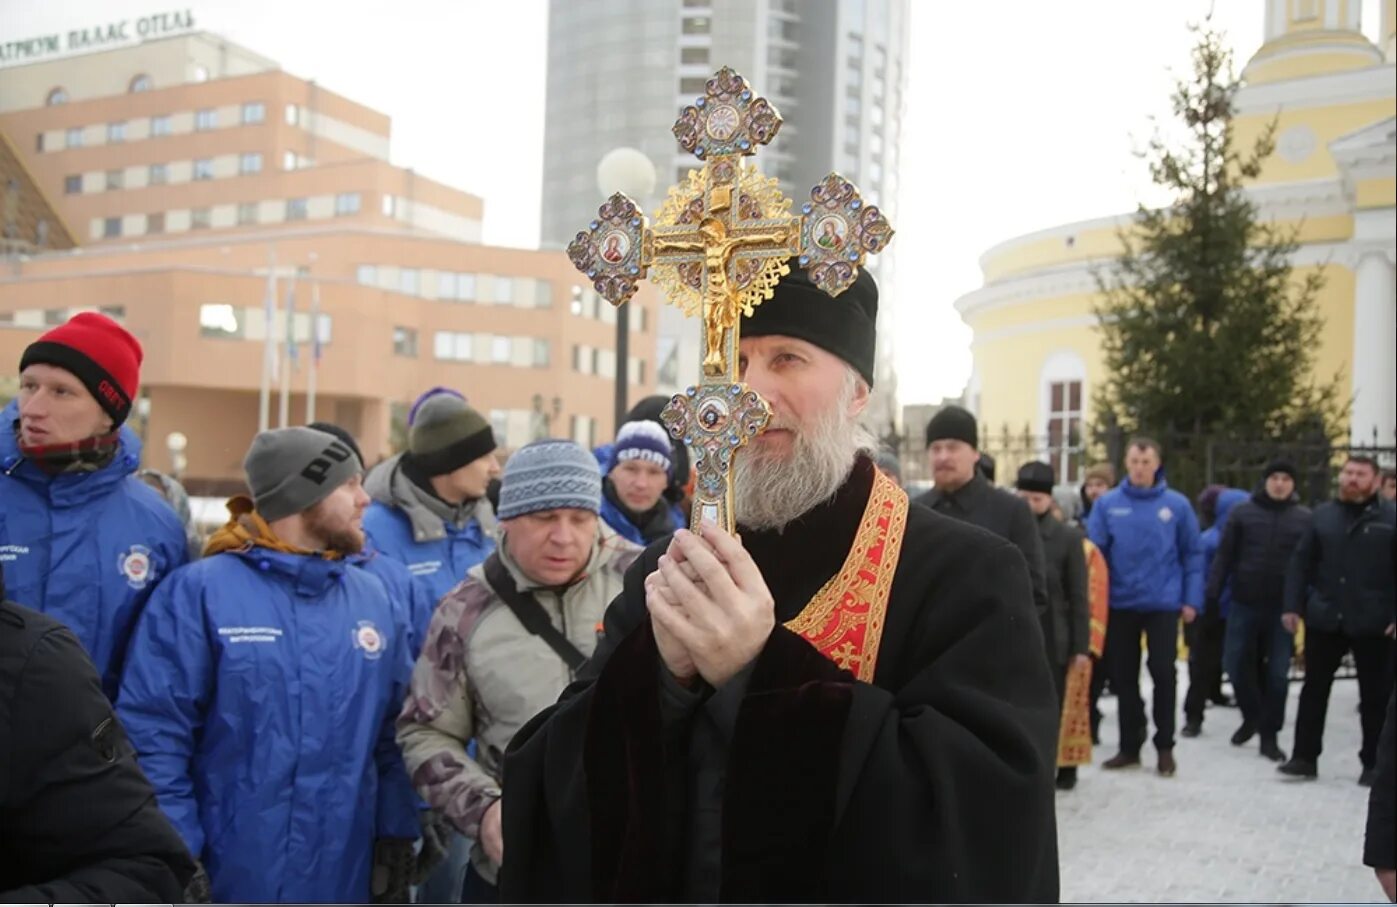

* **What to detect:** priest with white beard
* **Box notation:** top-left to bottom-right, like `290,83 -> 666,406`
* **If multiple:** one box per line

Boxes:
499,262 -> 1061,904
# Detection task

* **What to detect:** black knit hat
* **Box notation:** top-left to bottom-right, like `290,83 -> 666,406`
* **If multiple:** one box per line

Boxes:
308,421 -> 365,468
743,259 -> 878,387
1016,461 -> 1056,494
1264,458 -> 1297,483
406,394 -> 496,477
924,405 -> 978,449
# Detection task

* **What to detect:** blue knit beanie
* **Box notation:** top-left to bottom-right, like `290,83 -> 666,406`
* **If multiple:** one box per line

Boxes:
610,420 -> 674,478
498,439 -> 602,520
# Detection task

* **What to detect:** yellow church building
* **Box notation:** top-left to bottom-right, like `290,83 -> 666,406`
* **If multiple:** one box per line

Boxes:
956,0 -> 1396,485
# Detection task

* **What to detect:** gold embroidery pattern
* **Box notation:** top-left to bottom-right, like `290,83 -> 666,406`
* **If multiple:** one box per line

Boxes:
783,470 -> 908,682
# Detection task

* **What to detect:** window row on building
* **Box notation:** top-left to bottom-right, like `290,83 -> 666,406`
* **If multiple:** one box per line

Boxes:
89,192 -> 365,239
198,303 -> 331,347
1,305 -> 126,329
64,150 -> 318,196
569,285 -> 648,331
431,331 -> 552,368
571,343 -> 647,384
35,101 -> 277,153
355,265 -> 558,310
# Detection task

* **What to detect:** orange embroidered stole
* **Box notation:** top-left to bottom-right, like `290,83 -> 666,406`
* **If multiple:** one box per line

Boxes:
1059,539 -> 1110,767
782,469 -> 908,682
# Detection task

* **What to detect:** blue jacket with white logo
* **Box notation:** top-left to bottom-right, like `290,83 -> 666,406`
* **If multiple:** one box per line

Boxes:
352,544 -> 434,658
115,540 -> 419,903
1199,489 -> 1248,619
0,400 -> 189,700
1086,478 -> 1205,612
362,454 -> 495,617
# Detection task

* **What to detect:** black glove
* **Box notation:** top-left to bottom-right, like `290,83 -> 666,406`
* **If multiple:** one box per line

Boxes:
414,808 -> 456,884
183,861 -> 212,903
372,837 -> 416,904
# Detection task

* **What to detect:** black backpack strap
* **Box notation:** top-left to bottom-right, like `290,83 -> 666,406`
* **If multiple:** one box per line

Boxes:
482,553 -> 587,673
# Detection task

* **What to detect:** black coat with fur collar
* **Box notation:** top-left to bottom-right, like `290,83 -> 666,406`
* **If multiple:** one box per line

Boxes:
500,457 -> 1061,904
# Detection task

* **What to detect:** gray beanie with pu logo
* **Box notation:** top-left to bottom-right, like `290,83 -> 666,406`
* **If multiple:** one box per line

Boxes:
244,427 -> 361,522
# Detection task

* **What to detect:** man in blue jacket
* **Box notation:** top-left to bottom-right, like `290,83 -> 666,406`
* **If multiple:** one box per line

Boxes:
1278,454 -> 1396,785
1087,437 -> 1204,777
0,312 -> 188,701
117,427 -> 420,903
363,392 -> 500,624
599,420 -> 686,545
1183,487 -> 1247,738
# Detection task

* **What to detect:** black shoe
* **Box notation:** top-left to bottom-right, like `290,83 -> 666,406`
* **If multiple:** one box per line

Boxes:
1137,726 -> 1148,748
1181,719 -> 1202,738
1211,693 -> 1234,707
1102,751 -> 1141,770
1258,737 -> 1286,763
1231,720 -> 1258,746
1157,749 -> 1177,777
1277,758 -> 1318,779
1056,769 -> 1078,791
1359,767 -> 1377,787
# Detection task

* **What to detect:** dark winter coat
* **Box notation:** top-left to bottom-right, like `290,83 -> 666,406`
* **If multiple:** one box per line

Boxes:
0,593 -> 195,901
1205,489 -> 1312,612
501,458 -> 1060,903
1038,512 -> 1089,665
1284,495 -> 1395,637
913,472 -> 1052,652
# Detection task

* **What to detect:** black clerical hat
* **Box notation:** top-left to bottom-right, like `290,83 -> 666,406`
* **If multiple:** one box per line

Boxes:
743,259 -> 878,387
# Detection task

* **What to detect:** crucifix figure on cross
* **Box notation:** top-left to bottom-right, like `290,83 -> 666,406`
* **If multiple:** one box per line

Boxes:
650,216 -> 798,375
567,66 -> 894,533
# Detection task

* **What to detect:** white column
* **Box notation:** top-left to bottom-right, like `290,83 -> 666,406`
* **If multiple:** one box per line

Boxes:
1351,250 -> 1397,445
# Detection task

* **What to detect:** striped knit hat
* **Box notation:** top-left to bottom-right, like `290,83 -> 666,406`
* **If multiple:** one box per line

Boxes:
497,439 -> 602,520
611,420 -> 674,478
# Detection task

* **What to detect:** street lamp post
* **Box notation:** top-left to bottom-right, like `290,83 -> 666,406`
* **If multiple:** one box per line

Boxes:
596,147 -> 657,436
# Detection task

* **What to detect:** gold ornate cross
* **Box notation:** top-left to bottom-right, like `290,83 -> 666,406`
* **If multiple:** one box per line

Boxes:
567,67 -> 894,533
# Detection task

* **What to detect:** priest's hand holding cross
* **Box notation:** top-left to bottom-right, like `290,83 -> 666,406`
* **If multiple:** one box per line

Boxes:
645,525 -> 775,689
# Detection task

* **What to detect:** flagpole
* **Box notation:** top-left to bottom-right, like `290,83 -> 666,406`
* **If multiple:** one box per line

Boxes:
258,244 -> 276,433
278,272 -> 294,428
306,253 -> 319,423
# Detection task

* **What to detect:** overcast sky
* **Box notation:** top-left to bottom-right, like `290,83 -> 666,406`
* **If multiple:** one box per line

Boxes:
2,0 -> 1384,404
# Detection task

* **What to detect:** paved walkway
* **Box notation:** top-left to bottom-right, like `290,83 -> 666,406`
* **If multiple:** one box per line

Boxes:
1057,667 -> 1385,903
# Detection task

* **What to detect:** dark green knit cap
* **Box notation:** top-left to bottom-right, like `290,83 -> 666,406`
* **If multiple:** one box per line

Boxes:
406,394 -> 496,476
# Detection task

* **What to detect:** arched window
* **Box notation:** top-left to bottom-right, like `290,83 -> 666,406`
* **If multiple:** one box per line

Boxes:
1038,350 -> 1088,485
130,74 -> 153,93
46,87 -> 68,106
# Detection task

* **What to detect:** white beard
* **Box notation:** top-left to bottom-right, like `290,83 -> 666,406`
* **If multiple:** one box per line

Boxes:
732,374 -> 876,532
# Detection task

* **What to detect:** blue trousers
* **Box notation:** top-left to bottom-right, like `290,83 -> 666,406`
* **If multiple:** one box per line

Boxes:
1223,601 -> 1293,737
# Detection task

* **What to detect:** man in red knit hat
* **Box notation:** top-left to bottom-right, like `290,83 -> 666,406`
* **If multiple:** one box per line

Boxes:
0,312 -> 189,699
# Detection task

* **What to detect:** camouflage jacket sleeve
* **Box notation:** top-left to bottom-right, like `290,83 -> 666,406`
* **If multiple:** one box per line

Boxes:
395,578 -> 500,839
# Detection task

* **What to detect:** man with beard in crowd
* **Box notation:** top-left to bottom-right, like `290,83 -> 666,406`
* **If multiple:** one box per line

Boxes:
600,420 -> 686,545
1279,455 -> 1396,785
117,427 -> 419,903
498,263 -> 1060,904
